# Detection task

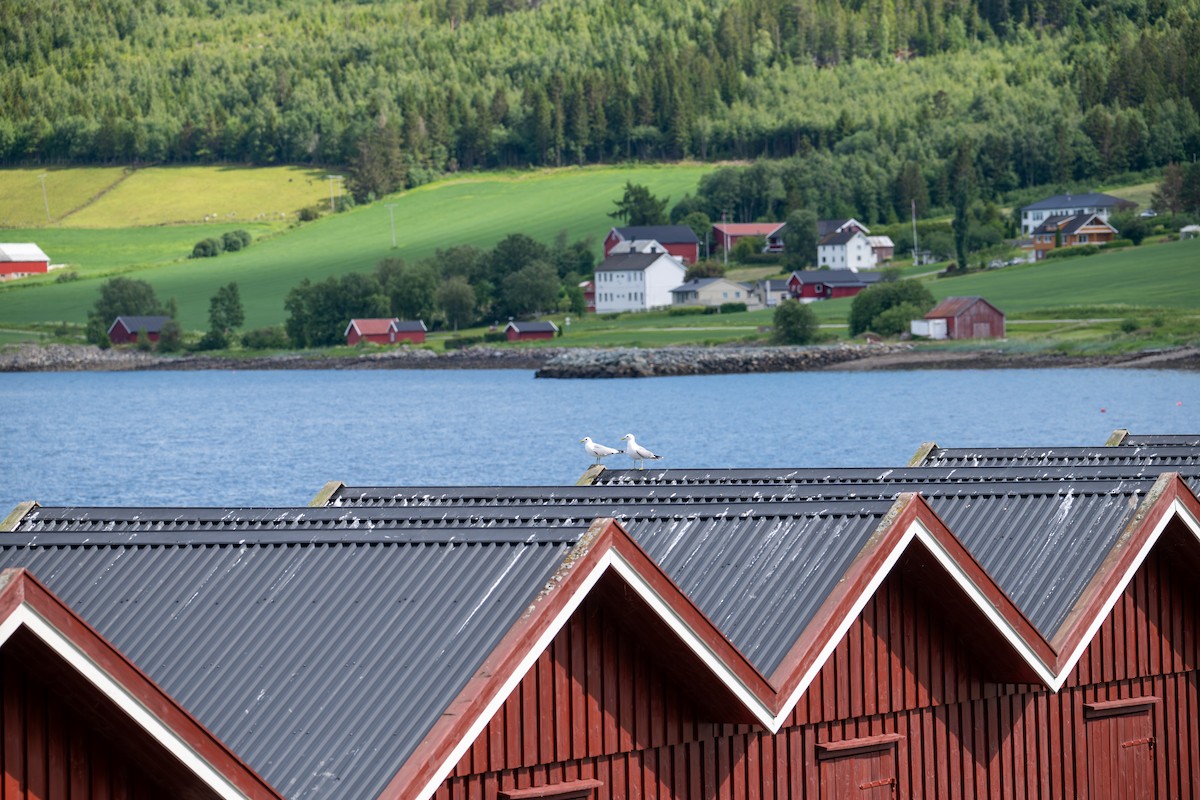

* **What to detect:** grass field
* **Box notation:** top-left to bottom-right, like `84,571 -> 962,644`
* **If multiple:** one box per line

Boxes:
0,164 -> 714,330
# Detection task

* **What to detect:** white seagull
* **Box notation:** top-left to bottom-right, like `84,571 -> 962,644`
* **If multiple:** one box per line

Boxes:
581,436 -> 622,463
621,433 -> 663,470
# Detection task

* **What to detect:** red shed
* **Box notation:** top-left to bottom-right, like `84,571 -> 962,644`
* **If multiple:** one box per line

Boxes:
345,318 -> 399,345
603,226 -> 699,265
923,296 -> 1005,339
712,222 -> 786,254
787,269 -> 882,301
0,243 -> 50,280
108,315 -> 171,345
389,319 -> 428,344
505,320 -> 558,341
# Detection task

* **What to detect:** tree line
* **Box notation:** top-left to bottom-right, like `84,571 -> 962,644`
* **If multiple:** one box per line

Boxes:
3,0 -> 1198,212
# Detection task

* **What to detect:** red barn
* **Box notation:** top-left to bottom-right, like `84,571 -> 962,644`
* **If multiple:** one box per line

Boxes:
505,321 -> 558,341
389,320 -> 428,344
921,296 -> 1005,339
0,243 -> 50,280
712,222 -> 786,254
345,318 -> 399,345
786,269 -> 882,301
108,315 -> 171,345
603,226 -> 699,265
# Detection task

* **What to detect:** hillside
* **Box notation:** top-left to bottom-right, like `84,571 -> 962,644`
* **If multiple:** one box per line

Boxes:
0,164 -> 713,329
3,0 -> 1199,223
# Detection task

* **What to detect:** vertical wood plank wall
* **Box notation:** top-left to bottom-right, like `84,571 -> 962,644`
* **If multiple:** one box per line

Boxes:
0,656 -> 169,800
439,547 -> 1200,799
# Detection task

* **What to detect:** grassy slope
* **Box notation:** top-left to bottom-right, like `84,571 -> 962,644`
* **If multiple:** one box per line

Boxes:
0,164 -> 713,329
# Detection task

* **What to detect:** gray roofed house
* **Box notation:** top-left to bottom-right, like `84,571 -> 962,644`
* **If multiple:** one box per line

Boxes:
668,276 -> 751,308
1020,192 -> 1135,234
0,525 -> 587,800
107,315 -> 173,344
912,444 -> 1200,468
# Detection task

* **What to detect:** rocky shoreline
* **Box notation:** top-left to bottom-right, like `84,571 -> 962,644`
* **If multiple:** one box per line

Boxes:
2,342 -> 1198,376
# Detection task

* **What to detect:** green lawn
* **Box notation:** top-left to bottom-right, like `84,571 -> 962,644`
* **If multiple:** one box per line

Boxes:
0,164 -> 714,330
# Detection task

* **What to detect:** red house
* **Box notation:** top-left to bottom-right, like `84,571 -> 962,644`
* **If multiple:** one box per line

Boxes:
786,269 -> 882,301
0,243 -> 50,280
108,315 -> 171,345
389,320 -> 428,344
505,320 -> 558,341
345,318 -> 399,345
603,226 -> 699,265
920,296 -> 1005,339
712,222 -> 786,254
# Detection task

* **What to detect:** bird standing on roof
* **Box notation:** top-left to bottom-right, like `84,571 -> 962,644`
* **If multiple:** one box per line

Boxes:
621,434 -> 663,470
581,437 -> 622,463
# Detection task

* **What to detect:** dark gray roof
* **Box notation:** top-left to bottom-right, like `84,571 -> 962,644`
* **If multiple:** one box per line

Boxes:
109,315 -> 171,333
818,229 -> 860,246
1021,193 -> 1133,212
594,252 -> 667,272
0,526 -> 583,800
391,320 -> 427,332
614,225 -> 699,245
789,270 -> 882,287
506,320 -> 557,333
917,445 -> 1200,468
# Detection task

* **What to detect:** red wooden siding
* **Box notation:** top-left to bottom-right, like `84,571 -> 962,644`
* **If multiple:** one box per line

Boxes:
438,540 -> 1200,799
0,651 -> 176,799
108,323 -> 159,345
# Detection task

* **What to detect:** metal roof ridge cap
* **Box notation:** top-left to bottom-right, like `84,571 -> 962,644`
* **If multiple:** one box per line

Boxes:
309,481 -> 344,507
0,501 -> 38,532
576,464 -> 606,486
1104,429 -> 1130,446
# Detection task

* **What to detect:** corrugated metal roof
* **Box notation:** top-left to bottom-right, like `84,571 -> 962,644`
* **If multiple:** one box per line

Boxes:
0,243 -> 50,262
613,225 -> 699,244
917,445 -> 1200,467
788,270 -> 881,287
925,296 -> 990,319
0,526 -> 583,800
583,464 -> 1200,487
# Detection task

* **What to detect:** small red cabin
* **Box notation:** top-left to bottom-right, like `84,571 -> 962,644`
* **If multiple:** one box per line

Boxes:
0,243 -> 50,280
712,222 -> 786,254
389,320 -> 427,344
108,315 -> 171,345
505,321 -> 558,341
786,270 -> 881,301
345,318 -> 399,346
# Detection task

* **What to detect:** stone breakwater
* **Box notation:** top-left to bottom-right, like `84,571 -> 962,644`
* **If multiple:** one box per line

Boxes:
534,344 -> 910,378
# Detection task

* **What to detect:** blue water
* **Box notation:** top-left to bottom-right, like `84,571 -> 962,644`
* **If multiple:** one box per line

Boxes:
1,368 -> 1197,511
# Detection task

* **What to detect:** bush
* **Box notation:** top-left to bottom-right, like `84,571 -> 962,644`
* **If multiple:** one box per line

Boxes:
772,300 -> 818,345
156,319 -> 183,352
718,302 -> 748,314
1102,239 -> 1134,249
240,326 -> 289,350
668,306 -> 707,317
483,331 -> 508,343
1120,318 -> 1139,333
871,302 -> 926,337
221,230 -> 252,252
298,206 -> 321,222
1045,245 -> 1100,260
191,238 -> 223,258
445,336 -> 483,350
849,280 -> 936,336
192,329 -> 228,351
135,329 -> 153,351
54,270 -> 79,283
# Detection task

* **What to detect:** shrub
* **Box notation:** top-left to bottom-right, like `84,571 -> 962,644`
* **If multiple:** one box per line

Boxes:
54,270 -> 79,283
156,319 -> 183,352
1120,318 -> 1139,333
1102,239 -> 1134,249
240,326 -> 289,350
668,306 -> 707,317
719,302 -> 748,314
871,302 -> 926,337
772,300 -> 819,345
191,237 -> 223,258
1045,245 -> 1100,260
135,328 -> 153,351
192,329 -> 228,351
221,230 -> 252,252
445,336 -> 483,350
298,206 -> 321,222
849,280 -> 936,336
483,331 -> 508,343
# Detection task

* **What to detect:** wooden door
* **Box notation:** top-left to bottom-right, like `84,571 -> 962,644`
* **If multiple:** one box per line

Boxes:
817,734 -> 901,800
1085,697 -> 1157,800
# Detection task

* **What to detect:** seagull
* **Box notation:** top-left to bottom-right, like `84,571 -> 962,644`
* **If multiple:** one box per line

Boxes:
581,436 -> 622,463
621,434 -> 663,470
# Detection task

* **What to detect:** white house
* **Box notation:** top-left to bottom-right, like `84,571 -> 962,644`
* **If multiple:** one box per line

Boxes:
1019,192 -> 1135,235
593,251 -> 687,313
817,229 -> 876,272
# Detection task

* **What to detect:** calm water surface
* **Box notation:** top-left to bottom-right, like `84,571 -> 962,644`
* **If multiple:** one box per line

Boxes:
1,368 -> 1197,511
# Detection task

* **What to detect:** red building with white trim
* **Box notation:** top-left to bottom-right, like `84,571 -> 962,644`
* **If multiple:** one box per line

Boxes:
603,226 -> 699,265
0,243 -> 50,280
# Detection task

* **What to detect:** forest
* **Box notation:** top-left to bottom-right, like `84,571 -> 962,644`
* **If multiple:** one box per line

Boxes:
3,0 -> 1199,220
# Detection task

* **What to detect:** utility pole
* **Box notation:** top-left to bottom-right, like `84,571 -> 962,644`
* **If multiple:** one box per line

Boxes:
911,199 -> 919,266
325,174 -> 342,213
38,173 -> 50,223
385,203 -> 397,248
